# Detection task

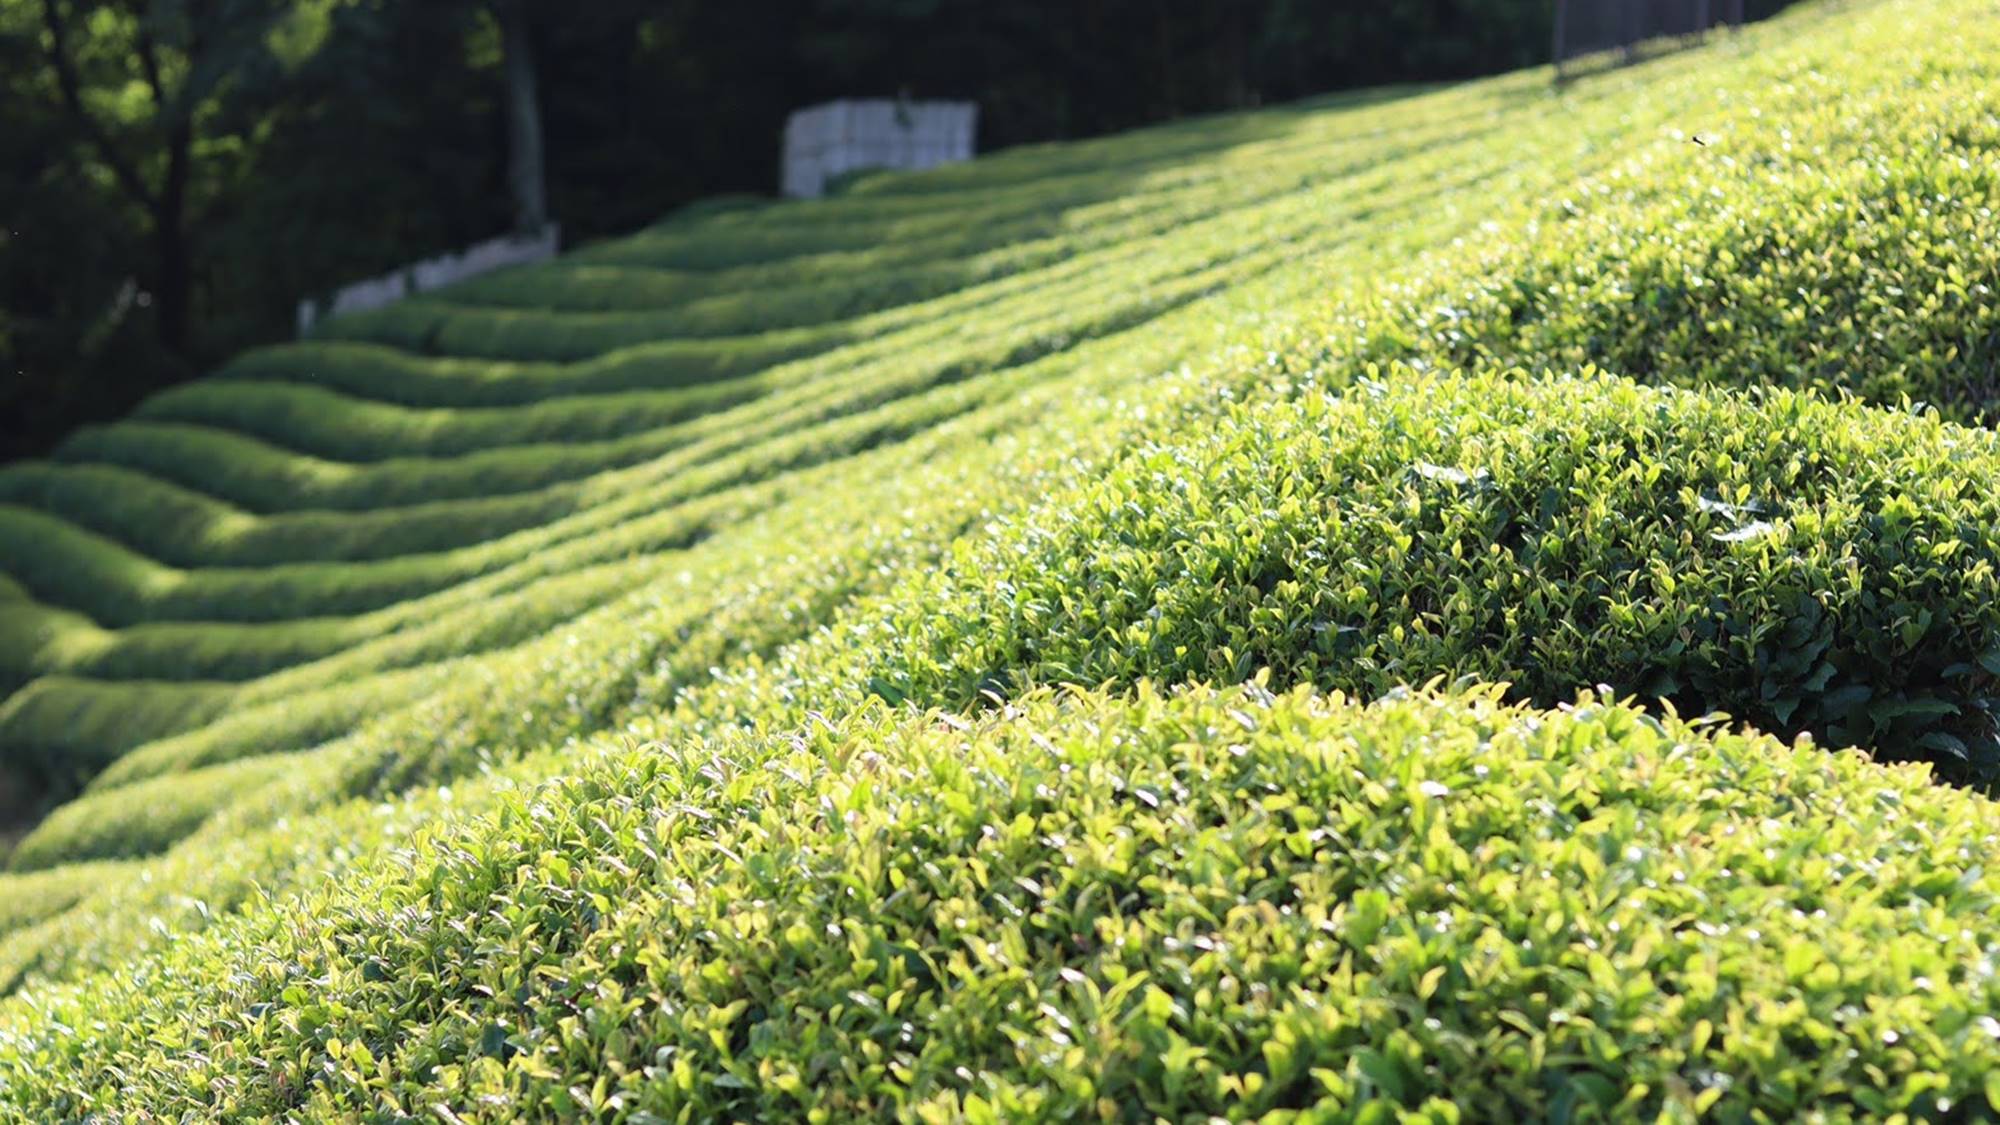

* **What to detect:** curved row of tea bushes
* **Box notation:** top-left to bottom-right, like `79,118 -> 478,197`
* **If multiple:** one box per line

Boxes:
82,659 -> 459,791
53,421 -> 703,514
3,753 -> 298,873
101,214 -> 1251,463
204,339 -> 783,411
8,683 -> 2000,1120
0,461 -> 725,630
0,547 -> 690,796
0,859 -> 139,937
202,336 -> 849,410
1410,76 -> 2000,423
849,368 -> 2000,782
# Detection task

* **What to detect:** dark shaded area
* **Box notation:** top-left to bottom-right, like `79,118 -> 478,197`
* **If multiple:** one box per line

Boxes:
0,0 -> 1791,462
1558,0 -> 1741,65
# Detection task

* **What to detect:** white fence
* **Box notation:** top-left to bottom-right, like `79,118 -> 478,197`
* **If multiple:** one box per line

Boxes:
297,224 -> 561,336
782,100 -> 977,199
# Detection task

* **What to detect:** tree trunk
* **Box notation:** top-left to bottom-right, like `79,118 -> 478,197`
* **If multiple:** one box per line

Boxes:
495,0 -> 548,236
153,119 -> 193,355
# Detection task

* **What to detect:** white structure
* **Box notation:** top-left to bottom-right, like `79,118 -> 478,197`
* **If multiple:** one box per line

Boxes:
297,224 -> 560,336
782,99 -> 977,199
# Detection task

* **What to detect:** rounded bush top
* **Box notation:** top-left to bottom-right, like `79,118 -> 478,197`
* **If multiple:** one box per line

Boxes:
871,368 -> 2000,780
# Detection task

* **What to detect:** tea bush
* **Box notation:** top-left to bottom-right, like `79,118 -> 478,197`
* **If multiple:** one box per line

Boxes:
10,684 -> 2000,1120
863,369 -> 2000,780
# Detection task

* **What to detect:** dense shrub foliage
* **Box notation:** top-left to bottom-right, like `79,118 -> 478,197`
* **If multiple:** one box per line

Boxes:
1430,95 -> 2000,420
15,684 -> 2000,1119
3,0 -> 1999,1117
865,370 -> 2000,780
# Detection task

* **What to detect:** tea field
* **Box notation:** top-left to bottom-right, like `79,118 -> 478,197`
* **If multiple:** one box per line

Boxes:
4,0 -> 2000,1116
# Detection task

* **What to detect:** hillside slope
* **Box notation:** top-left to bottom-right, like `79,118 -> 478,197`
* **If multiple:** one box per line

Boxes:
6,0 -> 2000,1116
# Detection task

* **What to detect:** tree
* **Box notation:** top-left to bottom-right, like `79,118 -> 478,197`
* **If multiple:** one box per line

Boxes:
31,0 -> 305,356
0,0 -> 513,459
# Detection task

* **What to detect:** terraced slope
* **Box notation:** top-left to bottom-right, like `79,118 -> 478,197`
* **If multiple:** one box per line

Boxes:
5,0 -> 2000,1117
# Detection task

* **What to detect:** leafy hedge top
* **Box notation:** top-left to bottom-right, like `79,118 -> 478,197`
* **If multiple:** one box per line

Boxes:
7,682 -> 2000,1119
1425,81 -> 2000,422
861,368 -> 2000,779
